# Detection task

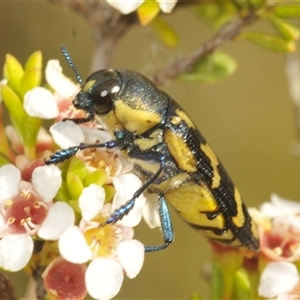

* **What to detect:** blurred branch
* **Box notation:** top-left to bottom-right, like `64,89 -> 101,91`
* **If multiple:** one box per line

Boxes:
32,265 -> 46,300
48,1 -> 258,84
152,10 -> 257,86
48,1 -> 137,70
0,273 -> 16,300
47,0 -> 202,72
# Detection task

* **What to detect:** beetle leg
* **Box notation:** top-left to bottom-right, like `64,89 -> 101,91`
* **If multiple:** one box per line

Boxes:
45,140 -> 120,164
62,112 -> 94,124
145,195 -> 174,252
104,151 -> 166,225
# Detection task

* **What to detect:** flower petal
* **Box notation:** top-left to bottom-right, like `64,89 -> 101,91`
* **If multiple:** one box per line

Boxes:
260,194 -> 300,218
45,60 -> 79,98
50,120 -> 84,148
38,202 -> 75,240
142,193 -> 161,228
112,173 -> 146,227
0,234 -> 33,271
271,193 -> 300,213
156,0 -> 177,13
106,0 -> 143,14
79,184 -> 105,221
0,164 -> 20,202
32,165 -> 62,202
85,258 -> 124,300
116,239 -> 144,278
24,87 -> 59,119
80,125 -> 113,144
258,261 -> 299,298
59,226 -> 92,263
0,215 -> 7,236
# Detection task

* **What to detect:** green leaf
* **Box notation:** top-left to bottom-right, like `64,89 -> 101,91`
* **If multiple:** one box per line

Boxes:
274,4 -> 300,18
243,32 -> 296,52
1,84 -> 26,130
150,16 -> 179,48
85,169 -> 107,187
0,107 -> 15,162
0,155 -> 11,167
66,157 -> 88,199
247,0 -> 264,8
67,174 -> 85,200
4,54 -> 24,95
103,185 -> 115,203
1,85 -> 41,158
190,293 -> 202,300
179,51 -> 237,83
137,0 -> 160,26
25,50 -> 42,71
22,115 -> 41,158
211,261 -> 224,300
19,68 -> 42,98
56,180 -> 71,202
268,14 -> 300,40
194,3 -> 235,28
68,199 -> 81,214
233,268 -> 253,300
3,63 -> 8,80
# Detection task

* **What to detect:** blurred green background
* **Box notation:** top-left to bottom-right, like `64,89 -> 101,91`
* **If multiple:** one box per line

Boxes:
1,1 -> 300,299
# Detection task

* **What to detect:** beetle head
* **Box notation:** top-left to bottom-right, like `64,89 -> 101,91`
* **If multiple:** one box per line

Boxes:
73,69 -> 121,116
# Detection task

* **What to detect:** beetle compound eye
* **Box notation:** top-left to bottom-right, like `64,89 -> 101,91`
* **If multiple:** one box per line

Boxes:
92,79 -> 120,115
82,69 -> 121,115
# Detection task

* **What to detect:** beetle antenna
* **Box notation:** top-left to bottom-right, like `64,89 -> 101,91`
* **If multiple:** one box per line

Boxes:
60,44 -> 83,85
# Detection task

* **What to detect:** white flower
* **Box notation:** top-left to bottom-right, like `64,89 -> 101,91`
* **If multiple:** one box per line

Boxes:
86,240 -> 144,300
45,59 -> 79,99
106,0 -> 177,14
256,193 -> 300,262
23,60 -> 79,119
24,87 -> 59,119
49,120 -> 133,176
59,172 -> 146,299
79,184 -> 106,221
0,234 -> 34,272
106,0 -> 142,14
156,0 -> 177,13
50,120 -> 85,148
258,261 -> 299,298
0,164 -> 75,271
59,209 -> 144,299
142,193 -> 161,229
111,173 -> 146,227
260,193 -> 300,219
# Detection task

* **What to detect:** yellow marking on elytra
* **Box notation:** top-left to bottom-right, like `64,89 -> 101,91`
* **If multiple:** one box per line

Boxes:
114,100 -> 162,134
165,182 -> 222,226
83,80 -> 96,92
134,129 -> 162,151
231,188 -> 245,228
200,143 -> 221,189
175,109 -> 195,129
164,128 -> 197,172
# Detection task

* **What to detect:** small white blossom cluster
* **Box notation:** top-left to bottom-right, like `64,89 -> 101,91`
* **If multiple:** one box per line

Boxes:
0,58 -> 161,300
0,163 -> 72,271
253,194 -> 300,299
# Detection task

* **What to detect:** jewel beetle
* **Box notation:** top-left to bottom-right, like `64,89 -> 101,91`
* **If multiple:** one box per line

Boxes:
46,45 -> 259,252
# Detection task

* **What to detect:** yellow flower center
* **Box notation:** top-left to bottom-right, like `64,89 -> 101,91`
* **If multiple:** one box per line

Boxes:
83,215 -> 121,258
